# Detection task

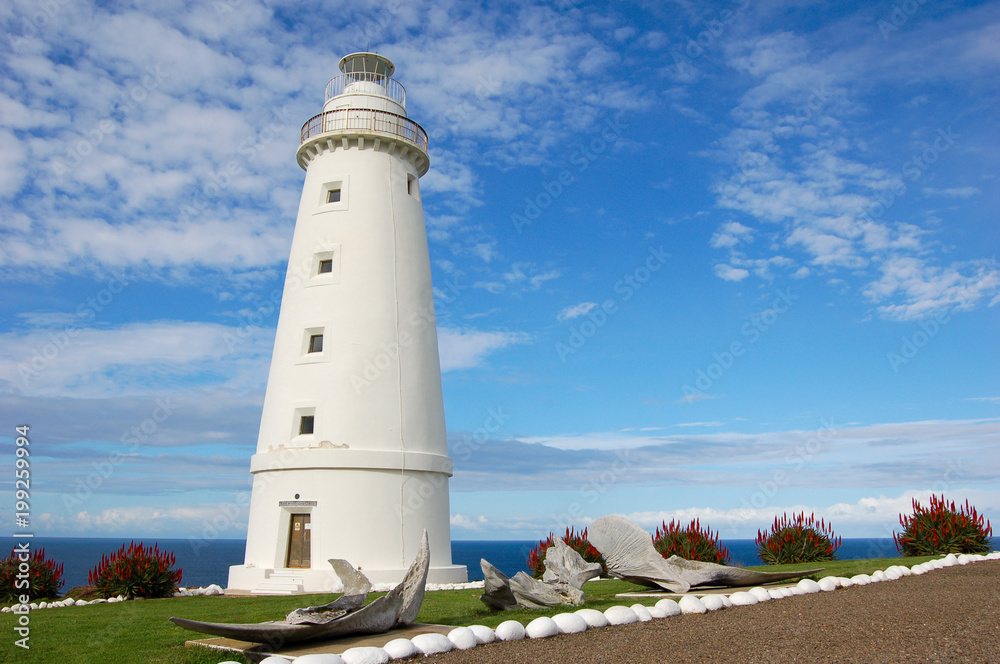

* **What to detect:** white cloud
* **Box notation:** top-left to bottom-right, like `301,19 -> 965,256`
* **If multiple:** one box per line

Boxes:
714,264 -> 750,281
710,221 -> 754,248
863,256 -> 1000,320
621,488 -> 1000,539
437,327 -> 530,371
557,302 -> 598,321
36,503 -> 248,537
922,186 -> 981,198
0,320 -> 271,398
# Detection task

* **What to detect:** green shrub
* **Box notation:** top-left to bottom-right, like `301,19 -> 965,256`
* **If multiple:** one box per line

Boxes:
756,512 -> 841,564
0,547 -> 64,602
894,494 -> 994,556
527,527 -> 606,578
653,518 -> 731,564
88,541 -> 182,599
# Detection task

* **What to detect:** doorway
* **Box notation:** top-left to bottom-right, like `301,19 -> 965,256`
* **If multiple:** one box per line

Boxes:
286,513 -> 311,568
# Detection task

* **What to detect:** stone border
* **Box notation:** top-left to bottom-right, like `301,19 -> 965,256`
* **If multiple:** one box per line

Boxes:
223,552 -> 999,664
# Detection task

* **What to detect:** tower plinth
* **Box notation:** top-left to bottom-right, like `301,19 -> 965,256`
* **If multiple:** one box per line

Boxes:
228,53 -> 467,594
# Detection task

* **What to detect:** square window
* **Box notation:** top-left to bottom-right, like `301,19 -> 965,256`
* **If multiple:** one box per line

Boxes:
318,259 -> 333,274
299,415 -> 315,435
327,188 -> 341,203
308,334 -> 324,353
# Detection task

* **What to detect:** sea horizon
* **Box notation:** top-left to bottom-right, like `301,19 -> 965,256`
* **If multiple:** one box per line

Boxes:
10,535 -> 994,593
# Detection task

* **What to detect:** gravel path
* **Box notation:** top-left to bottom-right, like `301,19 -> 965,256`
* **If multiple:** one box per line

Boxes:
426,562 -> 1000,664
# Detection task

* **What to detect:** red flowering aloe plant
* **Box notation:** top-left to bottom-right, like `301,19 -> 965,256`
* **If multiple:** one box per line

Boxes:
653,518 -> 731,564
894,494 -> 993,556
0,547 -> 64,602
88,541 -> 182,599
756,512 -> 842,564
527,527 -> 606,579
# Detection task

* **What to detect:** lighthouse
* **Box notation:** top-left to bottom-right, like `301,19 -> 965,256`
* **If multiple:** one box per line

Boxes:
227,53 -> 467,594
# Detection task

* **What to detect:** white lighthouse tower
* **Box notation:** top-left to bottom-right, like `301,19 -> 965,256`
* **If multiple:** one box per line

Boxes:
228,53 -> 467,593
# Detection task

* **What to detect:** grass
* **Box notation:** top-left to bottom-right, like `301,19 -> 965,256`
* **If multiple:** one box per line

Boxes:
0,555 -> 941,664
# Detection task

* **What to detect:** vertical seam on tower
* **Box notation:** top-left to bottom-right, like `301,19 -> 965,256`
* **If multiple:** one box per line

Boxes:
389,151 -> 407,568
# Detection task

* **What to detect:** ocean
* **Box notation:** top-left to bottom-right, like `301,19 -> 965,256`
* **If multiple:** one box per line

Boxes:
3,536 -> 959,591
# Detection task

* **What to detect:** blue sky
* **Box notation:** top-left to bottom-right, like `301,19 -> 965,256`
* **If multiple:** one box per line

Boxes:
1,0 -> 998,544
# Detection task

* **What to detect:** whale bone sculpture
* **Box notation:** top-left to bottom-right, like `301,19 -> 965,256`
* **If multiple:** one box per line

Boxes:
480,559 -> 584,610
480,538 -> 599,610
170,531 -> 429,644
541,537 -> 603,589
588,515 -> 823,594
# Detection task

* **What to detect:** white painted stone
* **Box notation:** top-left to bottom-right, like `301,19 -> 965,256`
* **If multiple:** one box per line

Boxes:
797,579 -> 821,593
767,589 -> 784,600
884,568 -> 902,580
910,564 -> 927,575
728,592 -> 757,606
838,577 -> 854,587
701,595 -> 726,611
871,570 -> 888,582
678,595 -> 707,614
525,616 -> 560,639
411,633 -> 453,655
818,577 -> 838,592
654,598 -> 681,616
260,657 -> 293,664
630,604 -> 653,621
850,574 -> 871,585
788,586 -> 806,595
576,608 -> 611,627
958,554 -> 972,565
495,620 -> 526,641
296,654 -> 346,664
647,605 -> 669,618
943,554 -> 958,566
382,638 -> 418,660
447,627 -> 478,650
341,647 -> 388,664
720,594 -> 733,607
468,625 -> 496,644
748,587 -> 771,602
604,605 -> 639,625
553,612 -> 589,634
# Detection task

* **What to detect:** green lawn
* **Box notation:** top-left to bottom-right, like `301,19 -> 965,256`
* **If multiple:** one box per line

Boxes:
0,556 -> 939,664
